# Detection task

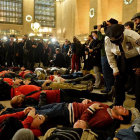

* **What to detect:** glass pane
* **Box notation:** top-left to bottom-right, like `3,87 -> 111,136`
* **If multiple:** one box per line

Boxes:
34,0 -> 56,27
0,0 -> 23,24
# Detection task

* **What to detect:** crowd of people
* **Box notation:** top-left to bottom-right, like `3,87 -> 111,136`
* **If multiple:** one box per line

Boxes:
0,12 -> 140,140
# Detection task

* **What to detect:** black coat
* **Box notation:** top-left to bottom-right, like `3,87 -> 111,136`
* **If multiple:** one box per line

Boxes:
53,53 -> 66,68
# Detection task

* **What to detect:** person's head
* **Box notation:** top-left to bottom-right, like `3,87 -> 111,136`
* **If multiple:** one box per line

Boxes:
124,21 -> 134,30
107,18 -> 118,26
55,48 -> 60,54
10,37 -> 14,42
111,106 -> 132,124
23,34 -> 28,40
11,94 -> 25,108
64,39 -> 68,45
105,24 -> 124,45
131,12 -> 140,26
12,128 -> 34,140
14,78 -> 23,85
88,35 -> 93,40
73,36 -> 80,44
91,31 -> 98,39
31,114 -> 46,129
73,120 -> 89,129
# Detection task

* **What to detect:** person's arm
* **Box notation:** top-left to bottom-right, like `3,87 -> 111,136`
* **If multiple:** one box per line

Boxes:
105,36 -> 119,75
80,103 -> 104,122
82,99 -> 92,104
22,108 -> 35,128
0,111 -> 25,124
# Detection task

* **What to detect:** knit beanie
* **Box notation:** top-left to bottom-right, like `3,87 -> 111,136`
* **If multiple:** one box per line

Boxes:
12,128 -> 34,140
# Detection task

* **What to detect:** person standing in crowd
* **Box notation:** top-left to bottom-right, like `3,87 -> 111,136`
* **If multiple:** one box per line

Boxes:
0,39 -> 5,67
131,12 -> 140,34
61,39 -> 71,68
97,18 -> 118,93
34,39 -> 44,68
71,36 -> 82,73
90,31 -> 102,89
29,37 -> 37,70
23,35 -> 32,69
17,38 -> 24,67
105,24 -> 140,111
5,35 -> 17,67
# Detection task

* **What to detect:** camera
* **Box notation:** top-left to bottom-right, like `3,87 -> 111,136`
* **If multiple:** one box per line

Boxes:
93,21 -> 108,29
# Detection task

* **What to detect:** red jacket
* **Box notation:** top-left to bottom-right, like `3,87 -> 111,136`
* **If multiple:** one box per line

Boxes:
3,78 -> 14,86
73,102 -> 113,128
0,111 -> 42,137
26,89 -> 61,104
11,84 -> 61,104
0,71 -> 11,77
11,85 -> 41,98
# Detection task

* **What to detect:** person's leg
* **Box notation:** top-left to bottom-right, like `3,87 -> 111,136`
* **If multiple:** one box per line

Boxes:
60,89 -> 108,102
36,103 -> 70,125
93,66 -> 101,88
101,56 -> 114,92
71,54 -> 76,73
75,55 -> 80,72
114,74 -> 126,105
66,74 -> 95,83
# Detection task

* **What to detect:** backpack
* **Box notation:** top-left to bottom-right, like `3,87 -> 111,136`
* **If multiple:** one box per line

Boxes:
41,128 -> 97,140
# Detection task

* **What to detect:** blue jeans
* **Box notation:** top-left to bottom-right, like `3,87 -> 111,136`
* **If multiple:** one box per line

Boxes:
101,56 -> 114,91
36,103 -> 70,125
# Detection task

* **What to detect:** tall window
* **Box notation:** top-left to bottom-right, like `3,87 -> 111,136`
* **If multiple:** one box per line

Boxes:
34,0 -> 56,27
0,0 -> 23,24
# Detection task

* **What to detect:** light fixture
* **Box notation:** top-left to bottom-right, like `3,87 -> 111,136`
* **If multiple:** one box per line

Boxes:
3,36 -> 7,41
89,8 -> 95,18
31,22 -> 41,33
26,15 -> 32,22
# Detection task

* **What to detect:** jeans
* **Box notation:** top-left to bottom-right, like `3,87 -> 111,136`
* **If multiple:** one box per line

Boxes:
36,103 -> 70,125
101,56 -> 114,91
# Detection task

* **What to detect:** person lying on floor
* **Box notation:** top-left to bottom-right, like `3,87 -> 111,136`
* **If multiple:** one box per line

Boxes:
22,73 -> 95,88
18,67 -> 36,79
0,107 -> 47,137
1,100 -> 132,134
0,70 -> 20,78
10,88 -> 108,108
